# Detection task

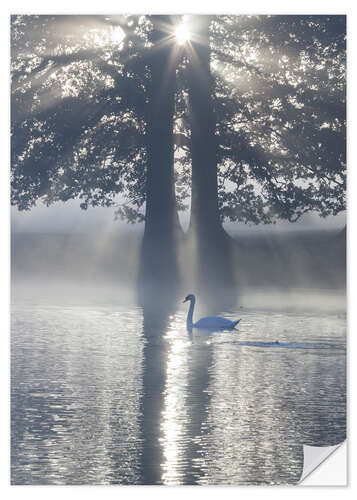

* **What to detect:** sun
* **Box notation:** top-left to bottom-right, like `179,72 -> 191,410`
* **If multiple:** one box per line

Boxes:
175,23 -> 190,45
111,26 -> 125,44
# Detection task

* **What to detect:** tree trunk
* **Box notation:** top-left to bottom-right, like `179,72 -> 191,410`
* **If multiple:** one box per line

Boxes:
187,16 -> 222,240
187,16 -> 236,291
139,16 -> 182,292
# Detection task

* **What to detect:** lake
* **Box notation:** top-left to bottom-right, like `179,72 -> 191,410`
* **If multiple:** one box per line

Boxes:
11,284 -> 346,485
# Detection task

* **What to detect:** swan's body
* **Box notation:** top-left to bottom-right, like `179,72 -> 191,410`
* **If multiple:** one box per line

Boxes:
184,294 -> 241,330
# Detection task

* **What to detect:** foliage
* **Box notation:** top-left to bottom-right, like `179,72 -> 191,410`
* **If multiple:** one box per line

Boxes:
11,15 -> 150,220
11,15 -> 346,225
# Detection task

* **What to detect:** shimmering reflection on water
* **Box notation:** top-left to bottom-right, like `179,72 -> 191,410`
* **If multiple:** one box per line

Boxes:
11,288 -> 346,485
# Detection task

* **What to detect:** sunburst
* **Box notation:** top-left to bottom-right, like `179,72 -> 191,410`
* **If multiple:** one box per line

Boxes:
175,23 -> 190,45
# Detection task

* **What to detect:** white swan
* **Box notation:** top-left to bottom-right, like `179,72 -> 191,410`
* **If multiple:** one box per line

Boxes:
183,294 -> 241,330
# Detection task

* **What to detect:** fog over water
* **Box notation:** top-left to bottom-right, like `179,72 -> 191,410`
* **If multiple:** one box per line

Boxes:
11,201 -> 346,235
11,199 -> 346,292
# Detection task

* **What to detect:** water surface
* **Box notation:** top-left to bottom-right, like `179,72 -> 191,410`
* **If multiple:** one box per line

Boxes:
11,285 -> 346,485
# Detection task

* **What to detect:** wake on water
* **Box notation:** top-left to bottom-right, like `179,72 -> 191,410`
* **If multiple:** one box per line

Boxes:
233,340 -> 345,350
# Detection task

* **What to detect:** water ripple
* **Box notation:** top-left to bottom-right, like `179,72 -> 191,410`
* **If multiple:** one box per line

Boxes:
11,290 -> 346,484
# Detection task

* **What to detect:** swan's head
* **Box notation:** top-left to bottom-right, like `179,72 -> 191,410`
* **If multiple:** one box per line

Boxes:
183,294 -> 195,303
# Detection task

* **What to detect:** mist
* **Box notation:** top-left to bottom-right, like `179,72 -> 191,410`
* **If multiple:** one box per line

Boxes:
11,200 -> 346,235
11,201 -> 346,312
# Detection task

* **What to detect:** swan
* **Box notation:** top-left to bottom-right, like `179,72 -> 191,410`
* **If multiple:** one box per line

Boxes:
183,294 -> 241,330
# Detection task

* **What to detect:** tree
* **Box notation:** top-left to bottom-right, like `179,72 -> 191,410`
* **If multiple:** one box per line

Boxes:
186,16 -> 221,239
11,14 -> 184,288
184,15 -> 236,289
139,16 -> 182,288
175,15 -> 345,227
11,15 -> 346,290
11,15 -> 147,216
212,15 -> 346,225
168,14 -> 345,288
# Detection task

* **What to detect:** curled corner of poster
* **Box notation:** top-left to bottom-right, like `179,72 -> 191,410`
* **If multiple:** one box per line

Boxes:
299,441 -> 347,486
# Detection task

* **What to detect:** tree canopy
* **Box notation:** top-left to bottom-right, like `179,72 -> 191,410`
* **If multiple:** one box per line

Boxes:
11,15 -> 346,225
11,15 -> 150,218
177,15 -> 346,224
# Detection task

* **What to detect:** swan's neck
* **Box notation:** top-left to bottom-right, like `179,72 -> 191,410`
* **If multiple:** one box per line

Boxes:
187,298 -> 195,328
